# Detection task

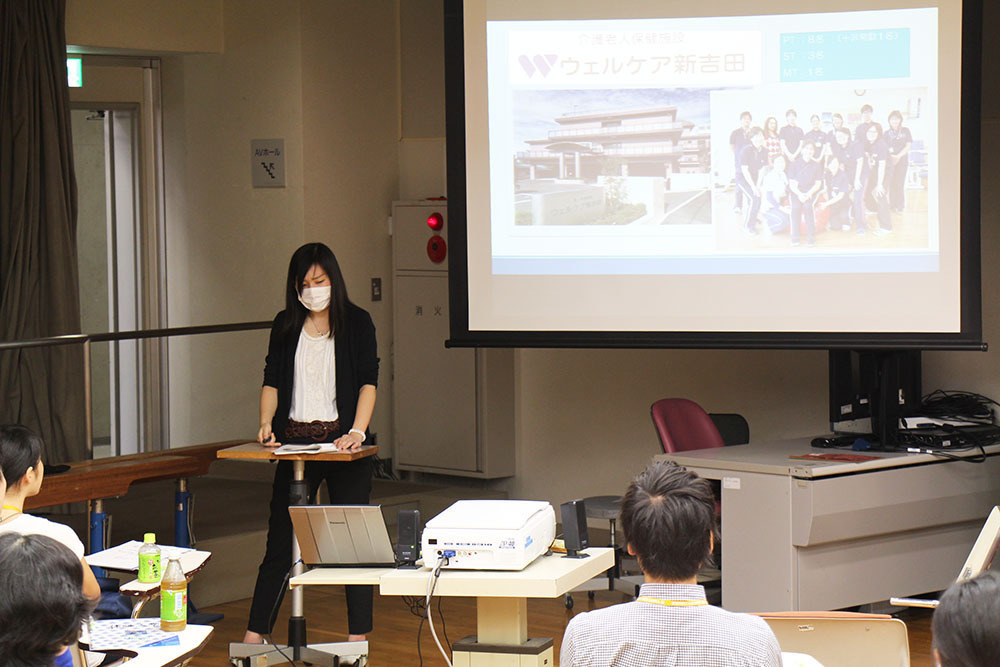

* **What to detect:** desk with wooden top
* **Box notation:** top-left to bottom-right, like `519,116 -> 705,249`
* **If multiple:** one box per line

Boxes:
27,441 -> 240,556
219,442 -> 378,666
656,438 -> 1000,612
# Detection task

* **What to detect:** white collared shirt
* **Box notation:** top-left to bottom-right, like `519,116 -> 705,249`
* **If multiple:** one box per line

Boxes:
561,583 -> 781,667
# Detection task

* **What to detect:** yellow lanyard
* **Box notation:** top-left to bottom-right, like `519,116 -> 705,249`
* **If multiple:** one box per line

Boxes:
1,505 -> 21,514
636,596 -> 708,608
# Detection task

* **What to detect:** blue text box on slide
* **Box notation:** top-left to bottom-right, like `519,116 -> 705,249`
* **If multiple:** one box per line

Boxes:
779,28 -> 910,82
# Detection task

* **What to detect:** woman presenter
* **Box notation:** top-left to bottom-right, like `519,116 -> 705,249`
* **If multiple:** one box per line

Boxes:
243,242 -> 378,645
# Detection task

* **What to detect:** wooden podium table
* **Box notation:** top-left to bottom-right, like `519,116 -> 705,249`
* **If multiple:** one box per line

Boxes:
218,442 -> 378,667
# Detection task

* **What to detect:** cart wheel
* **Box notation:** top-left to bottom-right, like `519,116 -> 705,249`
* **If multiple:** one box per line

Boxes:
564,593 -> 574,609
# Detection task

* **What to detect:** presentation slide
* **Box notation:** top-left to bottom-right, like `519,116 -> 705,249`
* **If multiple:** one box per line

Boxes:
459,1 -> 965,335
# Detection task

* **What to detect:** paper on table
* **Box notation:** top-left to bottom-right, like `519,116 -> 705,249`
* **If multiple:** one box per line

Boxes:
84,540 -> 194,571
273,442 -> 340,455
87,618 -> 182,651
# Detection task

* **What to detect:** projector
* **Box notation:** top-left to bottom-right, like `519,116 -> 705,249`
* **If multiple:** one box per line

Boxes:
421,500 -> 555,570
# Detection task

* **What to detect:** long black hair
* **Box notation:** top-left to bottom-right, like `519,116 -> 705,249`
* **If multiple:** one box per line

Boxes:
0,424 -> 43,490
0,533 -> 95,667
280,242 -> 353,339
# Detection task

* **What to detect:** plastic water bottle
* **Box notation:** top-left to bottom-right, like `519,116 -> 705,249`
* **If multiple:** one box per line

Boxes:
137,533 -> 161,583
159,557 -> 187,631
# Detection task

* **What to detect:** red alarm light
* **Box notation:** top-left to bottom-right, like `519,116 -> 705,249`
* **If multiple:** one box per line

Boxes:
427,235 -> 447,263
426,212 -> 444,231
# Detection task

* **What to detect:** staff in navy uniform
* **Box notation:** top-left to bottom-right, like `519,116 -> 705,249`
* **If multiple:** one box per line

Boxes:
779,108 -> 804,164
729,111 -> 753,214
854,104 -> 874,143
735,127 -> 768,235
804,114 -> 826,157
243,242 -> 378,646
855,123 -> 893,236
885,110 -> 913,213
788,141 -> 823,247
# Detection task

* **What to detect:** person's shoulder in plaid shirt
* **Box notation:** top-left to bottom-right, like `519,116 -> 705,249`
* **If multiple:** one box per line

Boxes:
561,461 -> 781,667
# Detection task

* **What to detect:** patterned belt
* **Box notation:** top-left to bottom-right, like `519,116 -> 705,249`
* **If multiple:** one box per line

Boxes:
285,419 -> 341,441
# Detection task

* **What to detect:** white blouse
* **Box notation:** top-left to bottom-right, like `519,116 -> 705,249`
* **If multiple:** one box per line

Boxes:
289,329 -> 339,422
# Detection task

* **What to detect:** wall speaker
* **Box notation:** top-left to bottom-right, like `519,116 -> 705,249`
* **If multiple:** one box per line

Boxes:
561,499 -> 590,558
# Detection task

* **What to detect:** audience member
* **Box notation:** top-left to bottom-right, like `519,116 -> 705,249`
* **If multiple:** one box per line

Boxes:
0,532 -> 94,667
561,461 -> 781,666
0,424 -> 101,599
932,571 -> 1000,667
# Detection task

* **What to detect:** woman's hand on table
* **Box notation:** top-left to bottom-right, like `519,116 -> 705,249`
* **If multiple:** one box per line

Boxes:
333,431 -> 364,451
258,423 -> 278,447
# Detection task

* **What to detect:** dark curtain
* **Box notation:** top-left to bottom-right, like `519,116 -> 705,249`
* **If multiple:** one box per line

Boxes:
0,0 -> 86,465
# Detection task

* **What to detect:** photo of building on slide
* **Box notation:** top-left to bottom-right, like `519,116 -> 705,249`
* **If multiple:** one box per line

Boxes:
512,89 -> 712,226
711,87 -> 930,251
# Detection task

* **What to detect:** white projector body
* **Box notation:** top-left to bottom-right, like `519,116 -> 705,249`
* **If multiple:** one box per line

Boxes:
421,500 -> 556,570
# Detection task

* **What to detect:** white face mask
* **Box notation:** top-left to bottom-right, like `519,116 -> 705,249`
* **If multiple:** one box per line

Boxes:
298,285 -> 332,312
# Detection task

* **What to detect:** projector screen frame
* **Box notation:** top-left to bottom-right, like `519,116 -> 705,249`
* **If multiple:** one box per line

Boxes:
444,0 -> 984,351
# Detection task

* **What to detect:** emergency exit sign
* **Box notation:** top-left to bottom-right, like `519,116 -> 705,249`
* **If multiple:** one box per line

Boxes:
67,57 -> 82,87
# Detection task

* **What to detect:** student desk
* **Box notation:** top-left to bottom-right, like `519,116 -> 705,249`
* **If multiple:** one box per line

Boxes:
26,441 -> 240,555
289,547 -> 614,666
80,624 -> 213,667
657,439 -> 1000,612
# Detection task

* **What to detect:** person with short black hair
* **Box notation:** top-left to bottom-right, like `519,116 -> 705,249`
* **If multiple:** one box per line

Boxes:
730,111 -> 753,213
0,532 -> 95,667
736,128 -> 768,235
854,104 -> 874,143
825,113 -> 845,154
885,110 -> 913,212
788,141 -> 824,247
819,155 -> 851,232
804,114 -> 826,157
932,571 -> 1000,667
0,425 -> 101,600
561,461 -> 780,666
779,109 -> 805,163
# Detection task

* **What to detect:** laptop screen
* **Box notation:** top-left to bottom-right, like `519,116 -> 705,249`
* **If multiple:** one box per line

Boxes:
289,505 -> 396,567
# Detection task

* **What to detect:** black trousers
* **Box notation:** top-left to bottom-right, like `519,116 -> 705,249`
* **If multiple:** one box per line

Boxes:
247,457 -> 374,635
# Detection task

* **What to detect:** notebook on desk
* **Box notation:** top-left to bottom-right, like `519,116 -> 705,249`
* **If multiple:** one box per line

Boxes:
289,505 -> 397,567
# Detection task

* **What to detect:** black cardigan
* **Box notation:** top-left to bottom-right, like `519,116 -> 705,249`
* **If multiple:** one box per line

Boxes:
262,304 -> 378,439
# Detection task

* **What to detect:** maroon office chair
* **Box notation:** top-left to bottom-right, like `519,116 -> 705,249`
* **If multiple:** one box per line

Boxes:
650,397 -> 727,453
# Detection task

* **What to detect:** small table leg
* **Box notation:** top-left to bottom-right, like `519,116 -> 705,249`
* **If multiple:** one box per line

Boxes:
88,499 -> 108,578
287,460 -> 309,659
477,597 -> 527,644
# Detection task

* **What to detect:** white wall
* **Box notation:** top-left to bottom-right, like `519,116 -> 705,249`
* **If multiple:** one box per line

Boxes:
160,1 -> 308,447
300,0 -> 400,454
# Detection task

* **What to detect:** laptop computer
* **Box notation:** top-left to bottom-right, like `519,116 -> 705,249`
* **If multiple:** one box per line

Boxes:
289,505 -> 397,567
891,505 -> 1000,609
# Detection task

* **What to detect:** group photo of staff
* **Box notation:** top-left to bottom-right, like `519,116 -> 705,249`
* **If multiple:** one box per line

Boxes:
712,88 -> 931,251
